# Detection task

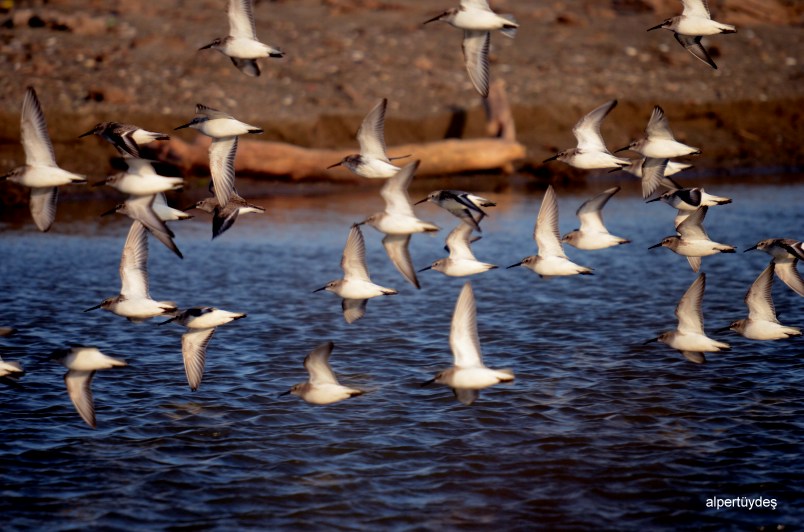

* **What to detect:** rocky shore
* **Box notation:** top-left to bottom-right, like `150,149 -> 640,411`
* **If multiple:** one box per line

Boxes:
0,0 -> 802,204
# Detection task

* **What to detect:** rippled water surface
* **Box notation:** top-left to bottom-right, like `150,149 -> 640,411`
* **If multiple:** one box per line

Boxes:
1,179 -> 802,530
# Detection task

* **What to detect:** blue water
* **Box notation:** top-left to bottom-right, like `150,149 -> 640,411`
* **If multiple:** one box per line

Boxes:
1,179 -> 802,530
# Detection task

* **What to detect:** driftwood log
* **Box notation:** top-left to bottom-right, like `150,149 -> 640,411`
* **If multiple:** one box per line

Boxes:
154,81 -> 526,181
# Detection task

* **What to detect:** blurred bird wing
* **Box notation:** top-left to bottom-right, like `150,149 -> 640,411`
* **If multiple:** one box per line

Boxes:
341,224 -> 371,281
231,57 -> 260,77
342,299 -> 368,324
675,206 -> 709,239
65,369 -> 96,428
774,260 -> 804,297
211,202 -> 240,239
641,158 -> 670,199
746,263 -> 777,322
573,99 -> 617,152
453,388 -> 480,405
29,187 -> 57,232
380,160 -> 419,217
646,106 -> 674,140
228,0 -> 257,39
124,194 -> 174,238
446,222 -> 477,260
356,98 -> 390,161
195,103 -> 232,120
304,341 -> 338,385
182,328 -> 215,391
209,136 -> 238,208
20,87 -> 57,167
462,31 -> 490,98
119,220 -> 150,298
450,282 -> 483,368
534,185 -> 566,258
681,0 -> 710,19
577,186 -> 619,233
675,34 -> 717,69
676,273 -> 706,334
382,234 -> 419,289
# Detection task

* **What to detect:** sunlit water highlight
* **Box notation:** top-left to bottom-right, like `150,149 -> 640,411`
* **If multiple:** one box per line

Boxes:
1,179 -> 802,530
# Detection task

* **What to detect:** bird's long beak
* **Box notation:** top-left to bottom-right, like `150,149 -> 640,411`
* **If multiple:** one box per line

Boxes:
278,390 -> 292,397
420,377 -> 436,387
647,22 -> 666,31
92,179 -> 107,188
505,261 -> 522,269
388,153 -> 411,161
744,244 -> 758,252
78,129 -> 95,138
645,197 -> 662,203
643,337 -> 659,345
422,12 -> 446,25
714,325 -> 733,334
159,316 -> 178,325
543,154 -> 559,163
313,286 -> 327,293
174,122 -> 192,130
417,265 -> 432,273
83,303 -> 103,312
326,161 -> 343,170
614,145 -> 630,153
648,242 -> 663,250
100,205 -> 120,217
413,198 -> 428,205
198,42 -> 215,51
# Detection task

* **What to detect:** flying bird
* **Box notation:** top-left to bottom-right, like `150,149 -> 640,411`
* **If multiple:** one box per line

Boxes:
645,272 -> 730,364
199,0 -> 284,77
745,238 -> 804,297
422,282 -> 514,405
78,121 -> 169,158
327,99 -> 409,178
175,104 -> 262,207
719,263 -> 801,340
507,185 -> 593,277
647,185 -> 731,226
314,224 -> 398,324
649,206 -> 735,272
648,0 -> 736,69
616,106 -> 701,158
101,194 -> 184,259
98,158 -> 183,197
84,221 -> 178,320
2,87 -> 86,231
415,189 -> 495,233
562,187 -> 630,250
543,100 -> 630,170
280,341 -> 365,405
419,222 -> 497,277
424,0 -> 518,98
50,346 -> 127,428
189,188 -> 265,240
360,161 -> 440,289
162,307 -> 247,391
